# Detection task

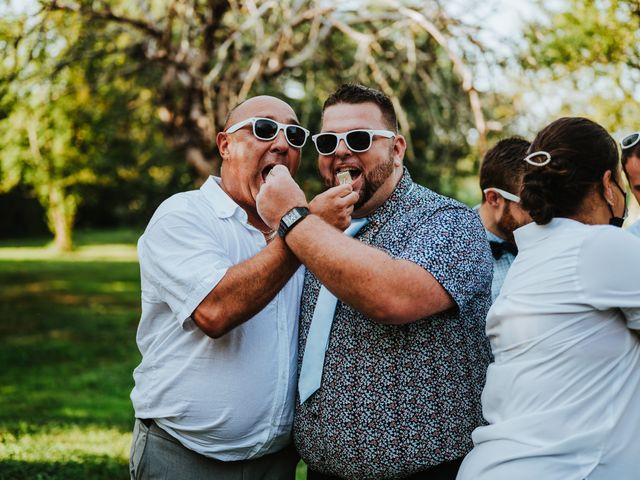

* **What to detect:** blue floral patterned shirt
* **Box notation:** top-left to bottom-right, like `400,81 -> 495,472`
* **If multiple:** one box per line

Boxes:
294,169 -> 493,479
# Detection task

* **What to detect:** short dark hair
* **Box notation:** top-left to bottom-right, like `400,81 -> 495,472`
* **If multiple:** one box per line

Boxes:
323,84 -> 397,132
621,139 -> 640,176
520,117 -> 619,225
479,137 -> 531,197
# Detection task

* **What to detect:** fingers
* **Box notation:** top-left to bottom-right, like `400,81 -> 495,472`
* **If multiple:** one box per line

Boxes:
270,164 -> 290,177
331,183 -> 353,198
341,191 -> 359,206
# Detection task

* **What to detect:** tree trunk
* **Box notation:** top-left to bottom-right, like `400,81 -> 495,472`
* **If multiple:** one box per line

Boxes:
47,185 -> 76,252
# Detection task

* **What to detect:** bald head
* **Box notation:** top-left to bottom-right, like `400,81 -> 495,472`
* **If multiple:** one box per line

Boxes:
224,95 -> 298,130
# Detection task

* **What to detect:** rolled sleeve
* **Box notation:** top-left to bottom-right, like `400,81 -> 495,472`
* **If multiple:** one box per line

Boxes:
397,206 -> 493,313
139,210 -> 231,326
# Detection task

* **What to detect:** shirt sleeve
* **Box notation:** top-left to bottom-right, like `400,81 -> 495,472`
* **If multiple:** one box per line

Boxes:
580,227 -> 640,330
138,207 -> 232,327
396,205 -> 493,313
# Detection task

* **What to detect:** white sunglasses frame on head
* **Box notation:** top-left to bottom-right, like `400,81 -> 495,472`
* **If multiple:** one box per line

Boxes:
483,187 -> 521,203
621,132 -> 640,150
225,117 -> 310,148
311,129 -> 396,155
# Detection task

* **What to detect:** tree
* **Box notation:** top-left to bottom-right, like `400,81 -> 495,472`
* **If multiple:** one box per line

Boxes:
0,5 -> 184,249
2,0 -> 509,246
520,0 -> 640,133
41,0 -> 495,184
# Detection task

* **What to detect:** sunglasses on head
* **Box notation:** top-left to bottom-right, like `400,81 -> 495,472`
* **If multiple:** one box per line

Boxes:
225,117 -> 310,148
311,129 -> 396,156
621,132 -> 640,150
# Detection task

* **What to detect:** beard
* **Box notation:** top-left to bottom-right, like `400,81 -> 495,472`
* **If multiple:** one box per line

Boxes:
354,156 -> 395,209
497,203 -> 522,243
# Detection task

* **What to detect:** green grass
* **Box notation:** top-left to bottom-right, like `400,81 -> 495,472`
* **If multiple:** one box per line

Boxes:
0,229 -> 307,479
0,230 -> 142,479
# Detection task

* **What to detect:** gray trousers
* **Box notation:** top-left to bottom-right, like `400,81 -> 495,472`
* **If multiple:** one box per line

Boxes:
130,419 -> 299,480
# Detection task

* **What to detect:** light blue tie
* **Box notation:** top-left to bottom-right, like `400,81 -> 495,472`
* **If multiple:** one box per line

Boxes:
298,217 -> 368,404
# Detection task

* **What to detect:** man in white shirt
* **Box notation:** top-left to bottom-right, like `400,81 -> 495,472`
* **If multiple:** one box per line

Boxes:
621,132 -> 640,237
129,95 -> 357,480
476,137 -> 532,301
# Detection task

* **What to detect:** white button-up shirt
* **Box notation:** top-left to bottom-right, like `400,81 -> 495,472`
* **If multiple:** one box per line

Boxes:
628,218 -> 640,237
459,218 -> 640,480
131,176 -> 304,461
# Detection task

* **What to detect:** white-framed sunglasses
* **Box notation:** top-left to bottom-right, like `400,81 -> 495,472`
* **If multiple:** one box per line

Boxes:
225,117 -> 310,149
621,132 -> 640,150
311,129 -> 395,155
483,187 -> 521,203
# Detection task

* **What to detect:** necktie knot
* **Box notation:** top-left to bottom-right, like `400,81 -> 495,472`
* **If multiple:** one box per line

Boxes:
489,240 -> 518,260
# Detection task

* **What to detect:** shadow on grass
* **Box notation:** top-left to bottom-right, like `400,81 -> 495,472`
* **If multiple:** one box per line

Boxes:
0,456 -> 127,480
0,259 -> 141,433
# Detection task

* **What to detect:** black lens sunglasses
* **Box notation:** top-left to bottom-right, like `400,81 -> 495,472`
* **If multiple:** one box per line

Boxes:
312,129 -> 396,156
226,117 -> 310,149
621,132 -> 640,150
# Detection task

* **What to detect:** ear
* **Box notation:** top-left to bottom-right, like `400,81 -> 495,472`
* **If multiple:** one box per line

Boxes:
216,131 -> 230,160
484,189 -> 502,207
392,134 -> 407,167
601,169 -> 615,206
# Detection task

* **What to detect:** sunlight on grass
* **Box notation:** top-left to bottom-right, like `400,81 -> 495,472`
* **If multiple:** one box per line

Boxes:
0,426 -> 130,463
0,228 -> 141,262
0,244 -> 138,262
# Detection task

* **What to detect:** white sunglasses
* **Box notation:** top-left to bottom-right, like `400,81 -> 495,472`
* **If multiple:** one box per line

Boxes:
483,187 -> 521,203
226,117 -> 310,148
311,129 -> 395,155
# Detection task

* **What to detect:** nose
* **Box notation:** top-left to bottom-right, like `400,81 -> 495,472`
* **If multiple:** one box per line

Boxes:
334,138 -> 352,158
270,128 -> 289,152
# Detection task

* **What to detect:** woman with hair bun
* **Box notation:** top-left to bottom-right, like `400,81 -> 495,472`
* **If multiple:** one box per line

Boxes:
458,117 -> 640,480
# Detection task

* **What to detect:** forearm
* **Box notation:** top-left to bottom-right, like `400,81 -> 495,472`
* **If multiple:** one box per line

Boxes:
193,237 -> 300,337
284,214 -> 453,324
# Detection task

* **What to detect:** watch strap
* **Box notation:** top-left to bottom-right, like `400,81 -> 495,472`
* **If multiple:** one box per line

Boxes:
278,207 -> 310,238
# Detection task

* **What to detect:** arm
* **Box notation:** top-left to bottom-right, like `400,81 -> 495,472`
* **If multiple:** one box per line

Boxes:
193,237 -> 300,338
285,214 -> 454,324
195,178 -> 359,337
257,165 -> 454,324
580,228 -> 640,332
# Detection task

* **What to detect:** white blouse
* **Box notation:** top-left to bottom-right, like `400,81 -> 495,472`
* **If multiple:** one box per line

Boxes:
458,218 -> 640,480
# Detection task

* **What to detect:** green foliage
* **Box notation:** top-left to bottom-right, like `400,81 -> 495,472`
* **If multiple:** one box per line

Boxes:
0,6 -> 189,247
521,0 -> 640,134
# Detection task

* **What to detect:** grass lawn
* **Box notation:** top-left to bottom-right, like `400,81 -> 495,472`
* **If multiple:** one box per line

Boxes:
0,229 -> 307,479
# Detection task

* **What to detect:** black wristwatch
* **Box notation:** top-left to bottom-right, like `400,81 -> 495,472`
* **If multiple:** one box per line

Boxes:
278,207 -> 309,239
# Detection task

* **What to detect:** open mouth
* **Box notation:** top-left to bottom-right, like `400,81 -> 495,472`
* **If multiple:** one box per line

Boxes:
334,167 -> 362,185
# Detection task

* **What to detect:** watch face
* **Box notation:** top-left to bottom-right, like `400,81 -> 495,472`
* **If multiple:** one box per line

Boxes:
283,209 -> 300,226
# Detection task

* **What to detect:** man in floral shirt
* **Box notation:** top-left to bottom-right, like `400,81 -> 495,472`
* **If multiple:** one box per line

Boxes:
257,84 -> 492,480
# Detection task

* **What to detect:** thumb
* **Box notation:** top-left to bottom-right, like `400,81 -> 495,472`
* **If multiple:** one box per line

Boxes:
270,164 -> 290,177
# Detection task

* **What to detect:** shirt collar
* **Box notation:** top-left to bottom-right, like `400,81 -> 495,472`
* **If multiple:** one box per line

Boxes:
200,176 -> 248,222
514,217 -> 582,247
485,229 -> 504,243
